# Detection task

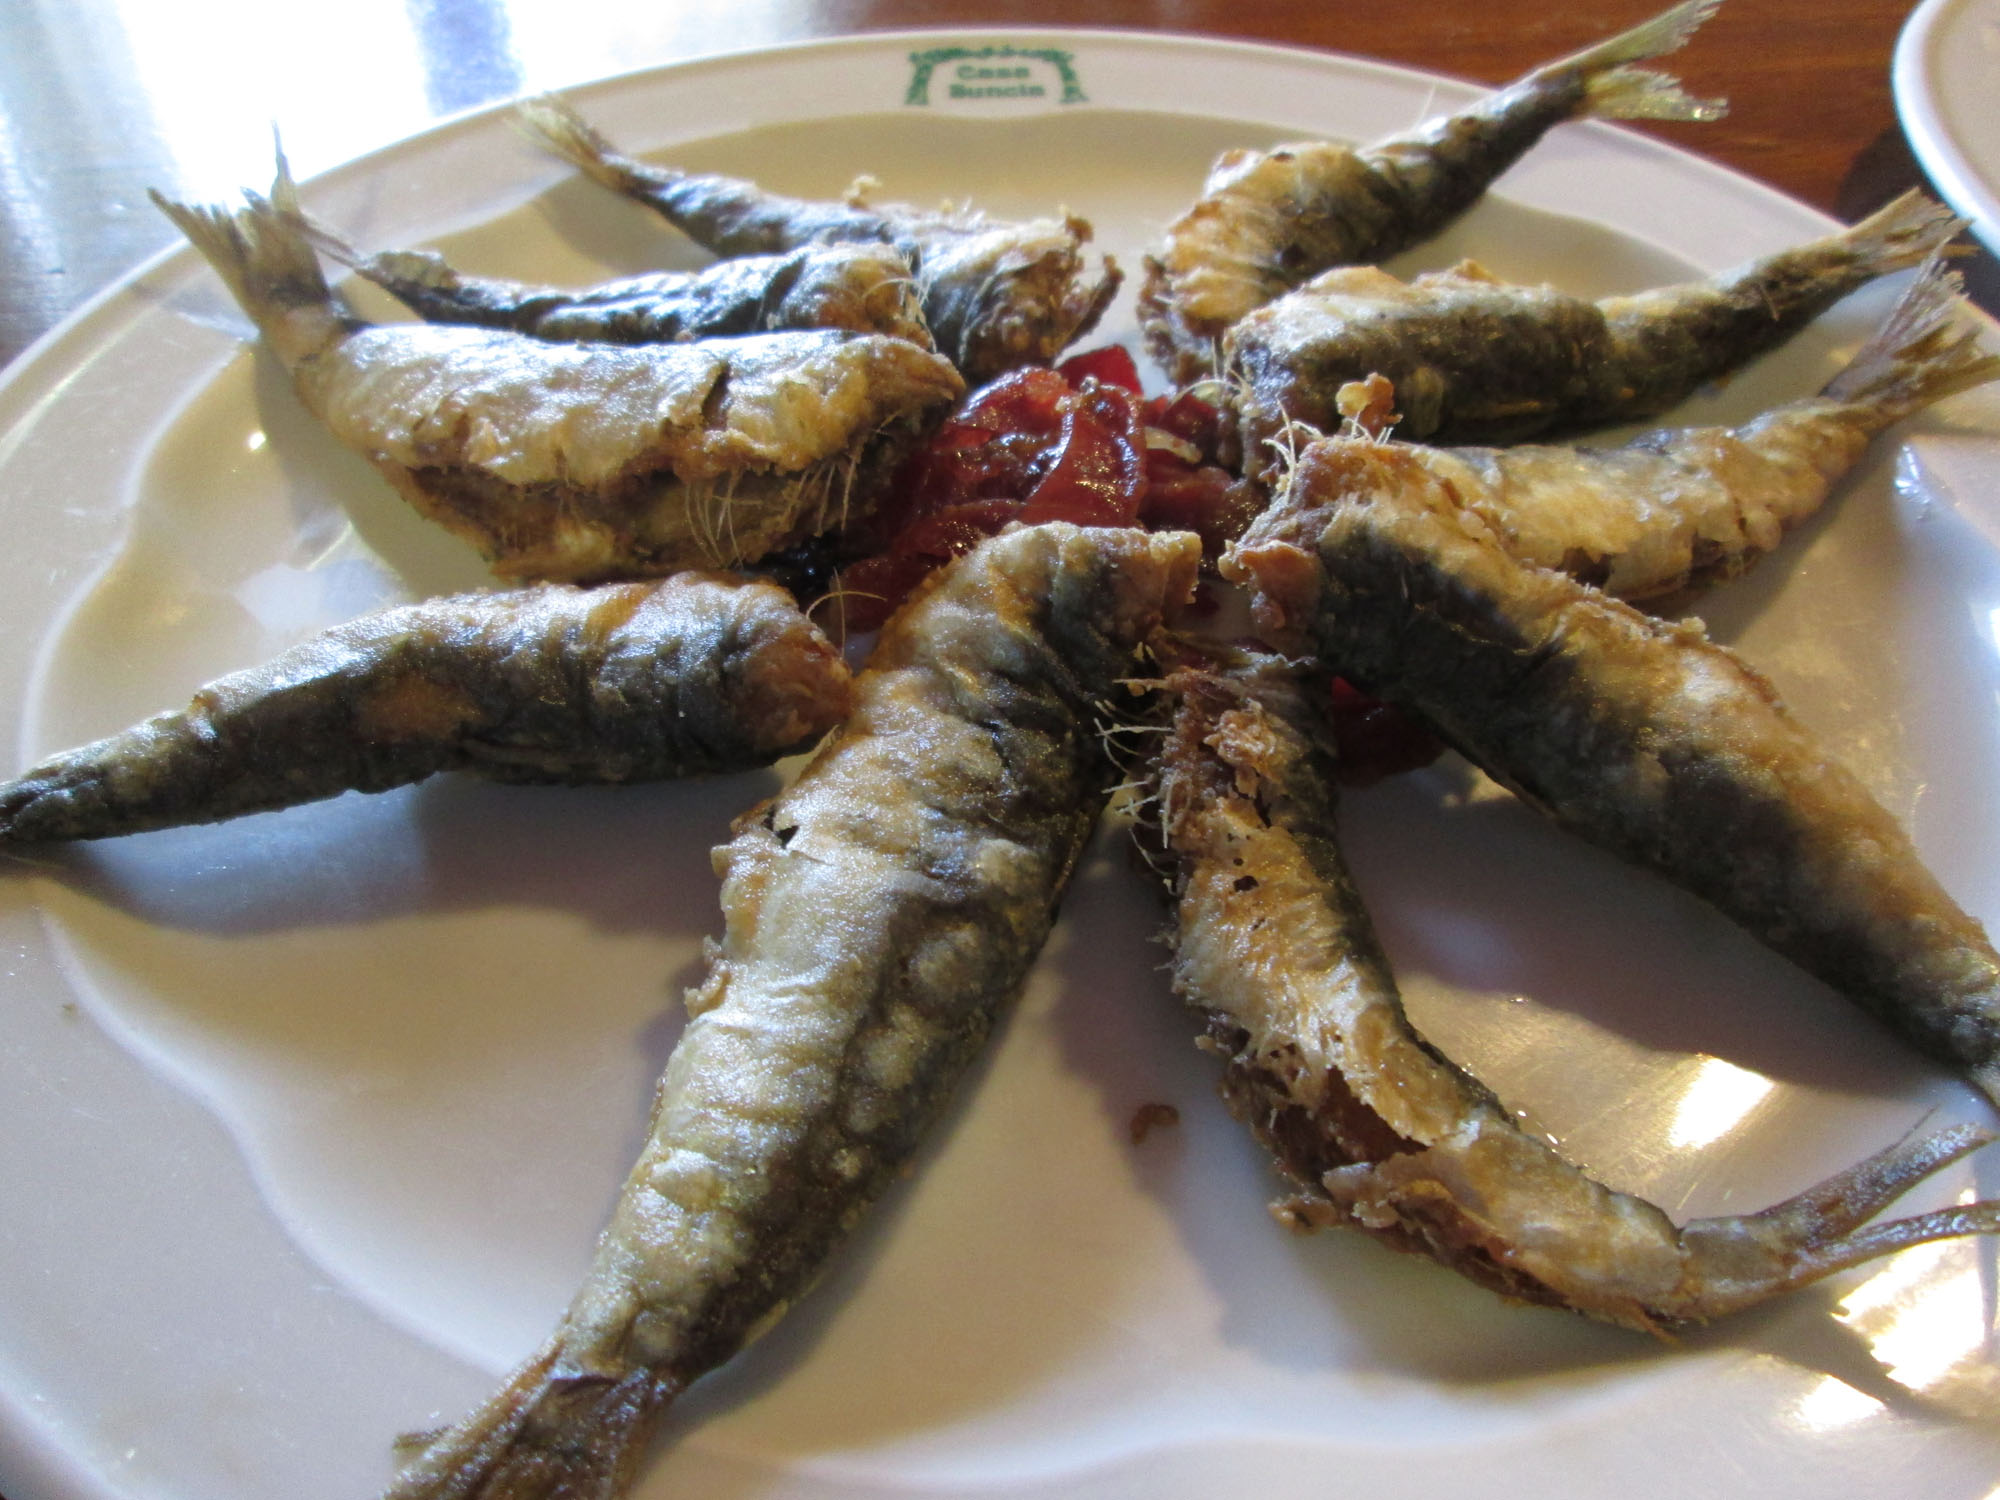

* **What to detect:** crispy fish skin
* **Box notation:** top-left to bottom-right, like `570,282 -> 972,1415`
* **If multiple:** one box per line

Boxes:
1227,437 -> 2000,1105
0,573 -> 849,845
316,234 -> 935,349
1310,259 -> 1997,600
1226,190 -> 1961,460
153,167 -> 963,582
1139,0 -> 1726,383
1144,651 -> 2000,1332
516,95 -> 1121,384
382,523 -> 1200,1500
310,324 -> 957,580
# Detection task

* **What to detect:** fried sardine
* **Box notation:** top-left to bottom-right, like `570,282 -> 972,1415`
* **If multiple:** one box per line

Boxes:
1311,257 -> 1997,601
0,573 -> 848,845
316,233 -> 934,350
382,523 -> 1200,1500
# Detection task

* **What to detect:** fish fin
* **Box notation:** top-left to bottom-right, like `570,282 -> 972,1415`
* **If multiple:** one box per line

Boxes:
1580,65 -> 1727,123
293,214 -> 366,272
286,211 -> 481,318
1555,0 -> 1729,122
1818,251 -> 2000,418
1834,188 -> 1969,278
1675,1124 -> 2000,1319
150,149 -> 351,366
516,94 -> 664,198
385,1337 -> 675,1500
1558,0 -> 1722,71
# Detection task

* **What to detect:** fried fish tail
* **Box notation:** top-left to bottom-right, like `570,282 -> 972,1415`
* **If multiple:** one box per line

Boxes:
1597,190 -> 1965,418
1143,649 -> 2000,1332
1377,0 -> 1726,202
0,573 -> 850,845
1554,0 -> 1728,122
1665,1123 -> 2000,1313
384,524 -> 1200,1500
149,155 -> 355,368
1815,250 -> 2000,417
1228,436 -> 2000,1104
513,93 -> 650,197
385,1336 -> 666,1500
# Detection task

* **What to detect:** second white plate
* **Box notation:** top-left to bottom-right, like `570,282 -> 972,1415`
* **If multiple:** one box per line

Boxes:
1898,0 -> 2000,251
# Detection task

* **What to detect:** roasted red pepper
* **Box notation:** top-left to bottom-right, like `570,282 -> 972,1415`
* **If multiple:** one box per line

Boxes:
1327,677 -> 1447,785
1018,381 -> 1147,527
831,347 -> 1243,631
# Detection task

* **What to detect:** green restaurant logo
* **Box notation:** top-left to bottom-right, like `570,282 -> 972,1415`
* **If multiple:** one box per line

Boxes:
906,45 -> 1087,106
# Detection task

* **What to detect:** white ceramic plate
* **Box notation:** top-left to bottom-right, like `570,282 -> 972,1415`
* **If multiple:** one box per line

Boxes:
5,29 -> 2000,1500
1898,0 -> 2000,253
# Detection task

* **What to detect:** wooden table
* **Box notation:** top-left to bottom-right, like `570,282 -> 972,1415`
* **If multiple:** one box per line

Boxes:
0,3 -> 1957,1499
0,0 -> 1957,374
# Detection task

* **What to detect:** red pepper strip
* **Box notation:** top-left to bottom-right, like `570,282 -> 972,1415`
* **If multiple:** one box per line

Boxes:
956,366 -> 1072,435
837,498 -> 1025,632
894,499 -> 1023,561
1017,381 -> 1147,527
1327,677 -> 1446,786
1137,458 -> 1260,557
1144,388 -> 1223,450
1057,344 -> 1144,394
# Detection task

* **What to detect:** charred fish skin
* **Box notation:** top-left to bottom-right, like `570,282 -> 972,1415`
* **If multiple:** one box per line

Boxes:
0,573 -> 850,846
383,524 -> 1201,1500
1139,0 -> 1727,383
316,233 -> 935,350
1227,437 -> 2000,1105
516,94 -> 1121,384
153,164 -> 963,583
1226,190 -> 1963,459
1143,650 -> 2000,1332
1326,257 -> 1997,601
